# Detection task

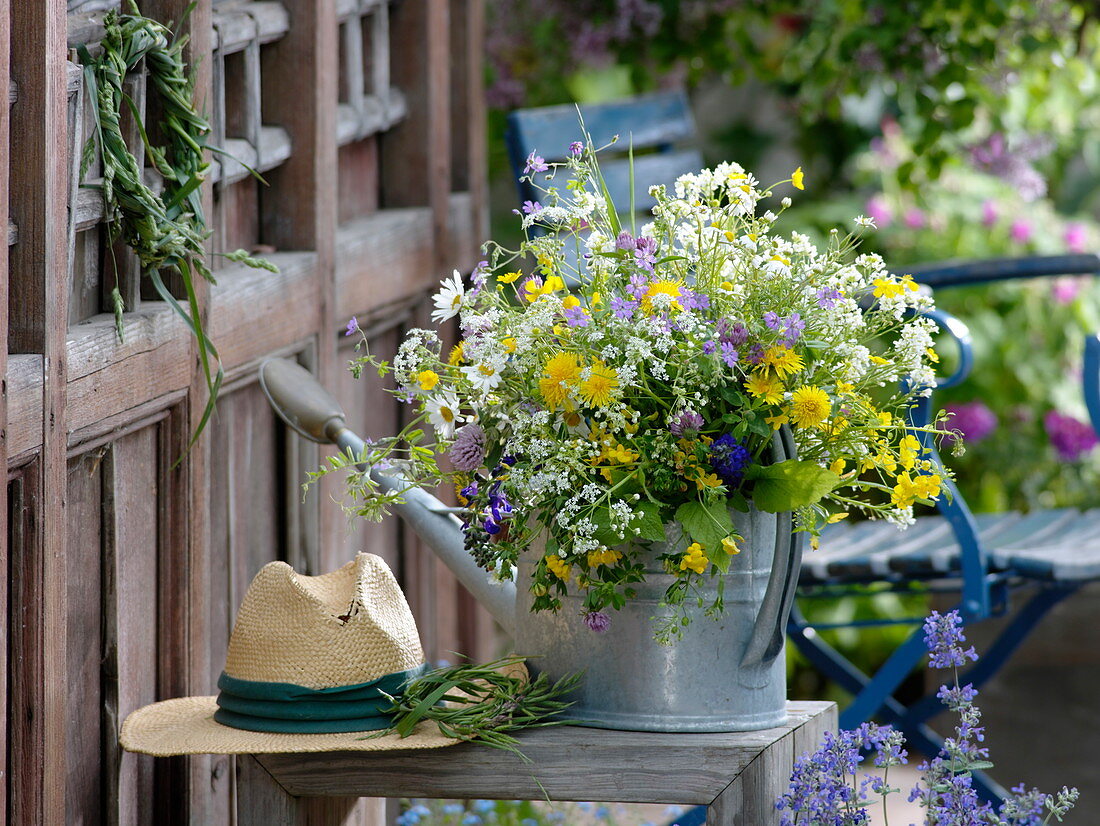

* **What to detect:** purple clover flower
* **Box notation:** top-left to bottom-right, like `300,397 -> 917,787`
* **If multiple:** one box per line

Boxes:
669,410 -> 704,438
524,151 -> 548,175
717,319 -> 749,347
923,610 -> 978,669
615,231 -> 635,250
1044,410 -> 1098,460
942,401 -> 997,444
709,433 -> 751,486
345,316 -> 360,336
449,423 -> 486,472
582,610 -> 611,633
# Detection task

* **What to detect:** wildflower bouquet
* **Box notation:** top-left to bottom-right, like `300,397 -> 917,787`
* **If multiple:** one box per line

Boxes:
336,139 -> 950,636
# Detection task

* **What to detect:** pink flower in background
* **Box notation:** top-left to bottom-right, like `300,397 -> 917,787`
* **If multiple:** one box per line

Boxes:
865,195 -> 893,228
1064,222 -> 1088,254
903,208 -> 926,230
981,199 -> 999,227
942,401 -> 998,444
1051,277 -> 1083,305
1044,410 -> 1098,461
1009,218 -> 1032,244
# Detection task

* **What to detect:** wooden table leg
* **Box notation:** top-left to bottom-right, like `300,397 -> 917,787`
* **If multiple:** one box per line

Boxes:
237,756 -> 361,826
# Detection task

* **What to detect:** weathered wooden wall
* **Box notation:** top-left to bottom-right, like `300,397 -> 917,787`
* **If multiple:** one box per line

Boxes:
5,0 -> 491,823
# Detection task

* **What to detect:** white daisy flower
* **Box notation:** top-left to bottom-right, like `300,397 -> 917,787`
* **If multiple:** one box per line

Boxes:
425,393 -> 462,438
431,270 -> 465,324
462,358 -> 504,393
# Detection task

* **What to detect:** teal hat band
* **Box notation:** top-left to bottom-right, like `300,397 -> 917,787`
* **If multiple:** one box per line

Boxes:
213,663 -> 428,734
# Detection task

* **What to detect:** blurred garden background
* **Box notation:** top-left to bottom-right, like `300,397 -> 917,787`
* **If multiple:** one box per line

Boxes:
482,0 -> 1100,810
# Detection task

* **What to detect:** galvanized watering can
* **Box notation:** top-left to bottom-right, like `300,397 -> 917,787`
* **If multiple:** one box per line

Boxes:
260,358 -> 802,732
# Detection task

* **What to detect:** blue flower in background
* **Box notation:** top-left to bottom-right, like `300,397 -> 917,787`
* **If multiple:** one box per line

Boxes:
472,800 -> 496,814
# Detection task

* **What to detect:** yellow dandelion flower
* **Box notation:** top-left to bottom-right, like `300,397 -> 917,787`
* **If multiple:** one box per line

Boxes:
497,270 -> 522,284
448,342 -> 464,365
791,166 -> 805,190
640,280 -> 683,314
539,352 -> 581,407
544,554 -> 572,581
679,543 -> 708,575
763,346 -> 805,379
580,363 -> 619,408
746,372 -> 785,404
789,385 -> 831,429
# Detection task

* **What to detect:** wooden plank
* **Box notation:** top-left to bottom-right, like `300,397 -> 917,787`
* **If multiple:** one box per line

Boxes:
381,0 -> 450,284
5,355 -> 44,466
257,703 -> 835,803
236,756 -> 303,826
64,451 -> 105,824
9,3 -> 71,823
8,462 -> 44,825
0,27 -> 11,820
334,208 -> 437,315
104,429 -> 160,826
336,138 -> 379,224
450,0 -> 487,252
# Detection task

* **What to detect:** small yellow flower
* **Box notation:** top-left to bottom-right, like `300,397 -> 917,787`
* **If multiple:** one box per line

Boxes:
679,543 -> 708,575
899,434 -> 922,470
503,337 -> 517,353
694,471 -> 724,490
827,512 -> 850,524
544,555 -> 572,581
765,412 -> 789,430
721,536 -> 741,555
417,370 -> 440,391
869,355 -> 891,365
448,342 -> 464,365
524,275 -> 565,301
829,458 -> 846,476
891,472 -> 942,508
788,385 -> 831,429
497,270 -> 522,284
720,280 -> 734,291
872,275 -> 918,299
587,548 -> 623,568
562,295 -> 581,310
926,347 -> 939,363
836,382 -> 854,395
580,363 -> 619,408
791,166 -> 805,191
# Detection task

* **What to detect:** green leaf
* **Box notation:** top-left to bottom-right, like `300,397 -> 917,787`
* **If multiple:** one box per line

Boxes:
632,501 -> 666,543
674,499 -> 733,551
744,460 -> 839,513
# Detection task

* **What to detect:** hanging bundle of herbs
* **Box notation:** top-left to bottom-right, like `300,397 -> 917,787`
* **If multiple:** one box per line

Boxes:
374,656 -> 581,761
78,2 -> 276,445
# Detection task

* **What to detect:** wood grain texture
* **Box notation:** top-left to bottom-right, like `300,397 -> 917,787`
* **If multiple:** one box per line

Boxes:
0,27 -> 11,810
257,703 -> 834,803
65,452 -> 104,825
334,209 -> 437,315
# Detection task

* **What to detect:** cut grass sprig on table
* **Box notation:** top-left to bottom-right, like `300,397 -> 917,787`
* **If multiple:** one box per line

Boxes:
371,656 -> 581,761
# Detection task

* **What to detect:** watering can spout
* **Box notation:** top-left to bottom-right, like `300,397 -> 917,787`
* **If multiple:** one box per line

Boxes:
259,358 -> 518,634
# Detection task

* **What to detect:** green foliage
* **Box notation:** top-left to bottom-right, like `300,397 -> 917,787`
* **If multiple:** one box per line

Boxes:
78,3 -> 277,449
744,460 -> 840,514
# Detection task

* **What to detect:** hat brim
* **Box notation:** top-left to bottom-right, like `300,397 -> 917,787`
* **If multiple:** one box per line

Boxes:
120,696 -> 459,756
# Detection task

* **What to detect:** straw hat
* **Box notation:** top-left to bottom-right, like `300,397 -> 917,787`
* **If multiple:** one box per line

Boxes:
121,553 -> 460,755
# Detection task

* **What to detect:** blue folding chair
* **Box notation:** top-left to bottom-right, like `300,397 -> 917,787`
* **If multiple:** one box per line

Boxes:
788,252 -> 1100,802
504,89 -> 704,226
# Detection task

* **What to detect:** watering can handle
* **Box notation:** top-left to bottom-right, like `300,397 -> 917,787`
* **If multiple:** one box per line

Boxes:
739,426 -> 804,670
259,358 -> 351,444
